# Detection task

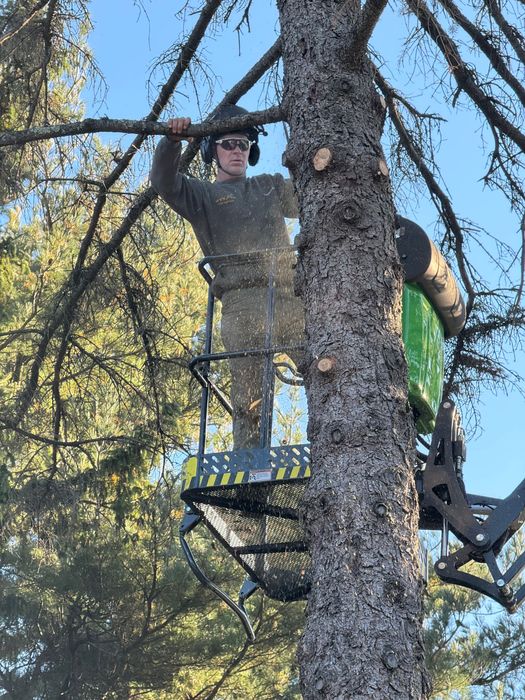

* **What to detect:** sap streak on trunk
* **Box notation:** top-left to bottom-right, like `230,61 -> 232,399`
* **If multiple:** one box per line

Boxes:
277,0 -> 430,698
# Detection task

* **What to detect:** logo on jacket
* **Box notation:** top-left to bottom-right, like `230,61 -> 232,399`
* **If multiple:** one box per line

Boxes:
215,194 -> 236,206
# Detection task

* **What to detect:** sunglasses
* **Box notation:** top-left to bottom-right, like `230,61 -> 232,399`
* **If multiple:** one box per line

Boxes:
215,138 -> 252,152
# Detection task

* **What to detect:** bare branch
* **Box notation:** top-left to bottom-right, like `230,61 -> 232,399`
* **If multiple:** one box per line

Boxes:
375,69 -> 477,310
103,0 -> 225,186
69,0 -> 225,290
0,0 -> 51,46
437,0 -> 525,108
0,419 -> 142,449
405,0 -> 525,152
350,0 -> 389,58
485,0 -> 525,67
0,106 -> 284,147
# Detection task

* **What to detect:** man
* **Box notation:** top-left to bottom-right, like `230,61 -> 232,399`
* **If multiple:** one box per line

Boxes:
150,104 -> 304,450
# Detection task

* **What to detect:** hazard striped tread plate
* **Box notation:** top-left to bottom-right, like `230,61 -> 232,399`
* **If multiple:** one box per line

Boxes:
181,444 -> 311,494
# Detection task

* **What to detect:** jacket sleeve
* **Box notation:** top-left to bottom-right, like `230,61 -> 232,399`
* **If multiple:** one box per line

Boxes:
150,137 -> 209,226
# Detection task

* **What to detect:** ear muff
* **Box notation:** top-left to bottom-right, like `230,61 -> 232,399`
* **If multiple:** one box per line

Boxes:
200,136 -> 214,165
248,143 -> 260,166
199,104 -> 266,166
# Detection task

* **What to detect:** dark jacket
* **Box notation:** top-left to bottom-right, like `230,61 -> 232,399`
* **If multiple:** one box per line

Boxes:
150,137 -> 298,298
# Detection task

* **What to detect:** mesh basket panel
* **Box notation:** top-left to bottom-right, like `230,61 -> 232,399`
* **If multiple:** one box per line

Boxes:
194,480 -> 310,600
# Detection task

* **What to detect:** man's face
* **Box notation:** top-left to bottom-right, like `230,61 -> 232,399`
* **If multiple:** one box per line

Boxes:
215,132 -> 251,177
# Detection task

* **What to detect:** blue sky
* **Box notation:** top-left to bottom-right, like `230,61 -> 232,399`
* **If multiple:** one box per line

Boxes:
84,0 -> 524,499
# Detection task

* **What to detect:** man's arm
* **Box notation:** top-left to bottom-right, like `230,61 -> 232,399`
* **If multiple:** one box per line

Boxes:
150,117 -> 208,224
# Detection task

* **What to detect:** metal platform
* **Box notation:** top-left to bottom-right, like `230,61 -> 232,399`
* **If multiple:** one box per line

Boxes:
181,445 -> 311,602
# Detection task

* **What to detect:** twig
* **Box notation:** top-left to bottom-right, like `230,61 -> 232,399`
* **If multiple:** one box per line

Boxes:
485,0 -> 525,67
512,214 -> 525,310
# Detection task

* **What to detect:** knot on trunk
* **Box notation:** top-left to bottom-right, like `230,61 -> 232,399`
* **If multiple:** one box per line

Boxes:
382,648 -> 399,670
373,501 -> 388,518
339,202 -> 360,225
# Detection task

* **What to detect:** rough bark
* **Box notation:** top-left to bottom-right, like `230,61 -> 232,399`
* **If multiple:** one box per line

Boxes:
277,0 -> 430,697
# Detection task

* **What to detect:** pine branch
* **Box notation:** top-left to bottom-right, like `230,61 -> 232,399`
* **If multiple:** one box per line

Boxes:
25,0 -> 58,128
375,69 -> 476,310
11,188 -> 154,424
116,247 -> 165,443
0,419 -> 141,449
405,0 -> 525,152
437,0 -> 525,108
6,39 -> 283,426
0,0 -> 51,46
0,106 -> 284,148
193,602 -> 265,700
349,0 -> 389,59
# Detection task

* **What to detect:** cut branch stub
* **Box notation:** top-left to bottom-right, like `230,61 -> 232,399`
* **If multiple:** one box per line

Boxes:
330,426 -> 344,444
282,149 -> 293,168
317,356 -> 336,373
336,76 -> 354,93
375,158 -> 389,177
313,147 -> 333,171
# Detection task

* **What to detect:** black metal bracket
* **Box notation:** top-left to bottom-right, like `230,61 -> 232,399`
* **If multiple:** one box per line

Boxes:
420,400 -> 525,611
239,578 -> 260,608
179,508 -> 257,641
420,401 -> 483,546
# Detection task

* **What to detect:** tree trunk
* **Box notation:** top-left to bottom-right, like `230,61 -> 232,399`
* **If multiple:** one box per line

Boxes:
277,1 -> 431,697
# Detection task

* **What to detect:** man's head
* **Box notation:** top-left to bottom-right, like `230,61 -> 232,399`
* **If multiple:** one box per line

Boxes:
214,132 -> 252,179
200,104 -> 266,177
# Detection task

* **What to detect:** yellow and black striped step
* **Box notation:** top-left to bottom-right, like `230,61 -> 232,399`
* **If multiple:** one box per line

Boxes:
181,445 -> 311,495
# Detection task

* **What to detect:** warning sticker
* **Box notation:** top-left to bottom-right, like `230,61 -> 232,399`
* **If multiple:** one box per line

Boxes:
248,470 -> 272,483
